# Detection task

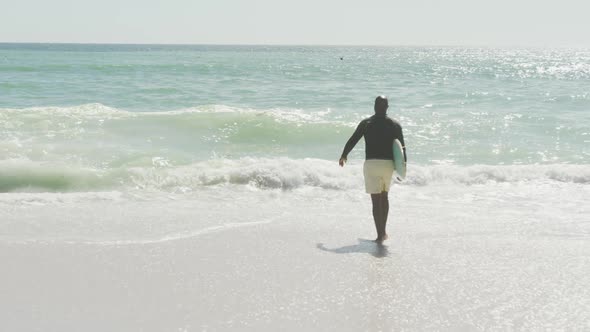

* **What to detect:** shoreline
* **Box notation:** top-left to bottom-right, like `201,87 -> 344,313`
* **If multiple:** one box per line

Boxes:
1,187 -> 588,331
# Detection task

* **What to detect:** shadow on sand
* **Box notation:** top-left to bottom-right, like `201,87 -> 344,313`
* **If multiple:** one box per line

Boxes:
316,238 -> 390,258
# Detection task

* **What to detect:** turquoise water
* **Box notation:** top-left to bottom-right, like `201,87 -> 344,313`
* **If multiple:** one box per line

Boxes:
1,43 -> 589,192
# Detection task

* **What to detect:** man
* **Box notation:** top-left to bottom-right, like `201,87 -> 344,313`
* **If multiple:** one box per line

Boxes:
339,96 -> 406,243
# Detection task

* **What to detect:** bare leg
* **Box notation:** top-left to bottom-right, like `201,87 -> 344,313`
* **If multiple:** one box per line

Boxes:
380,191 -> 389,240
370,194 -> 383,241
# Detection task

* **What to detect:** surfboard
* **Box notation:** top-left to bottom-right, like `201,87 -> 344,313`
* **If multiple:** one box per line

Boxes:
393,139 -> 406,179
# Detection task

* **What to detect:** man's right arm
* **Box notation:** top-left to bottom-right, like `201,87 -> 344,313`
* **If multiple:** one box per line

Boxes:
340,120 -> 366,161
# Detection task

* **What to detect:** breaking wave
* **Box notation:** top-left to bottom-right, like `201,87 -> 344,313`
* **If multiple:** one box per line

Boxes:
0,158 -> 588,193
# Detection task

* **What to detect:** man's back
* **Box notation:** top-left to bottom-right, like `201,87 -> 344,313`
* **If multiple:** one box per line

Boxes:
363,114 -> 403,160
341,114 -> 405,162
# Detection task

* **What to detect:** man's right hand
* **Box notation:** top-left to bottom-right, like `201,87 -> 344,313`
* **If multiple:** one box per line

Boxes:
339,158 -> 346,167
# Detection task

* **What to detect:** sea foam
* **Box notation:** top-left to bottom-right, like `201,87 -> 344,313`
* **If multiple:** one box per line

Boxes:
1,157 -> 588,193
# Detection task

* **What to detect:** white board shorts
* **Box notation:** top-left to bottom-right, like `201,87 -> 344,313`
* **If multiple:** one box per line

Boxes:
363,159 -> 395,194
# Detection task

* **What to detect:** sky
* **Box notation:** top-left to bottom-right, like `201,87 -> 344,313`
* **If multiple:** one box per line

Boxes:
1,0 -> 589,46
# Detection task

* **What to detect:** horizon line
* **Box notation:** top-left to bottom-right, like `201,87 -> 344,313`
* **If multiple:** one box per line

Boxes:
1,41 -> 589,49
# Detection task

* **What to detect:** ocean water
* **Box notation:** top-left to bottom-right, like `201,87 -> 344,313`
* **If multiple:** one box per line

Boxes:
0,43 -> 589,242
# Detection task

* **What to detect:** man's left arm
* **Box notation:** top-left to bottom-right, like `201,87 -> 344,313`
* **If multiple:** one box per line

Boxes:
399,126 -> 407,162
393,123 -> 407,162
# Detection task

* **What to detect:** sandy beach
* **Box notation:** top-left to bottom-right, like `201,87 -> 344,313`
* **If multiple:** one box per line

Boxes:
2,183 -> 588,331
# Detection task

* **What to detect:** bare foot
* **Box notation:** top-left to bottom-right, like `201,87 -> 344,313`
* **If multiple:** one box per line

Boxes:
375,234 -> 389,243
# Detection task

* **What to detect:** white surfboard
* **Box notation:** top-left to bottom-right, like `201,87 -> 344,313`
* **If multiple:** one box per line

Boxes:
393,139 -> 406,179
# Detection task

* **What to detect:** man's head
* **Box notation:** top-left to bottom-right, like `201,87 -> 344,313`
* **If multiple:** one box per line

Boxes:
374,95 -> 388,114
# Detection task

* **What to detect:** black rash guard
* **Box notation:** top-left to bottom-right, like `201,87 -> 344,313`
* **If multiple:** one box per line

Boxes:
340,113 -> 406,161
